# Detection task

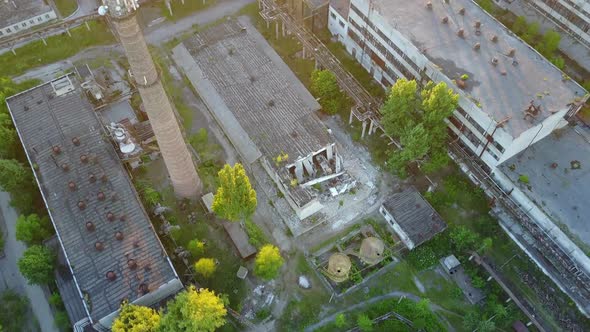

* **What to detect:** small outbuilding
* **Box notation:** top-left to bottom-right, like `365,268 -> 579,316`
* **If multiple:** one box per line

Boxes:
326,253 -> 352,283
359,237 -> 385,265
380,187 -> 447,250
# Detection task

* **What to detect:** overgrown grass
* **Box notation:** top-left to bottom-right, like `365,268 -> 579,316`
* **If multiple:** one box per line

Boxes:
245,219 -> 269,249
54,0 -> 78,17
161,0 -> 218,20
0,20 -> 114,77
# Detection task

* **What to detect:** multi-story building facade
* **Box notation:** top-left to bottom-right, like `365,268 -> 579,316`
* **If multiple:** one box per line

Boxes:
328,0 -> 588,170
0,0 -> 57,38
526,0 -> 590,50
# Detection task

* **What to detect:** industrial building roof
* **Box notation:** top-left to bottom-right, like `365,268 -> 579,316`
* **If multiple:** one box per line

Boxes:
498,124 -> 590,247
173,17 -> 330,166
0,0 -> 54,28
382,188 -> 447,247
364,0 -> 587,137
6,75 -> 179,323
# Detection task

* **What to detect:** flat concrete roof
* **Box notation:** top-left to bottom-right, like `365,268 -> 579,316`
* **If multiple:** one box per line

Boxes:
498,124 -> 590,247
0,0 -> 53,28
173,17 -> 330,165
366,0 -> 587,137
6,75 -> 179,323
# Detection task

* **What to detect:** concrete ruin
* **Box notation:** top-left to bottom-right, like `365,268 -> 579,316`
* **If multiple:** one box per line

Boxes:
172,18 -> 353,220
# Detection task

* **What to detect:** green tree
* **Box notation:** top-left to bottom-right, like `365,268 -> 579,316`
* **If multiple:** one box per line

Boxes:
15,214 -> 52,245
254,244 -> 284,280
0,290 -> 28,332
551,56 -> 565,70
462,310 -> 481,330
187,239 -> 205,257
388,124 -> 430,177
523,22 -> 540,44
54,311 -> 70,331
17,245 -> 55,285
310,69 -> 344,115
159,286 -> 227,332
212,163 -> 257,222
381,78 -> 419,136
112,301 -> 161,332
0,113 -> 18,159
450,226 -> 480,252
194,258 -> 217,278
538,29 -> 561,57
357,314 -> 373,332
334,313 -> 347,328
478,319 -> 496,332
512,16 -> 528,35
421,81 -> 459,127
0,159 -> 32,193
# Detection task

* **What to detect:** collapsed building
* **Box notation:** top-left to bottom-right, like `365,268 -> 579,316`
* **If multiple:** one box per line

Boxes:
6,74 -> 183,331
172,17 -> 349,220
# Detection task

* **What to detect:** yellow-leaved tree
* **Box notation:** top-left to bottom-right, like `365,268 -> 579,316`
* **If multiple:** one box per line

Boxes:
254,244 -> 284,280
159,286 -> 227,332
212,163 -> 257,222
112,301 -> 161,332
194,258 -> 216,278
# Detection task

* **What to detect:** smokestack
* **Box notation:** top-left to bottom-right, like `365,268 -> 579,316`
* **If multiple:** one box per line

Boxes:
101,0 -> 201,197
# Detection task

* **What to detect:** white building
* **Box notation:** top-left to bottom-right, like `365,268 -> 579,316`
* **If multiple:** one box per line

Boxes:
0,0 -> 57,38
526,0 -> 590,50
328,0 -> 588,170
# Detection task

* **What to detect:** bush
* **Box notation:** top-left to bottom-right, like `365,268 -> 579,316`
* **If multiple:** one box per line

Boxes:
335,313 -> 347,328
49,292 -> 64,309
357,314 -> 374,332
254,245 -> 284,280
245,219 -> 269,249
15,213 -> 52,245
54,311 -> 70,331
406,245 -> 438,270
194,258 -> 217,278
0,290 -> 28,331
518,174 -> 530,184
187,239 -> 206,257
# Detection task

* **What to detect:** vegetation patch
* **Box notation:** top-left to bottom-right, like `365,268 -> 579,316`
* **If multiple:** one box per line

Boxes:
54,0 -> 78,17
0,21 -> 114,78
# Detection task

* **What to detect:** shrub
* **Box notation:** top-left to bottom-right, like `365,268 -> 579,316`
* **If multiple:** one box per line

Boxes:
54,311 -> 70,331
254,245 -> 284,280
194,258 -> 217,278
518,174 -> 530,184
187,239 -> 205,257
245,219 -> 269,249
49,292 -> 64,309
335,313 -> 347,328
357,314 -> 374,332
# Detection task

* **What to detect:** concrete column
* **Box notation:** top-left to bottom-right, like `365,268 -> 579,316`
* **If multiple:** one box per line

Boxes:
302,46 -> 306,59
368,120 -> 374,136
349,108 -> 354,124
41,36 -> 47,45
11,48 -> 16,55
85,21 -> 90,31
361,121 -> 367,138
282,21 -> 286,37
65,27 -> 71,37
275,21 -> 279,39
326,144 -> 333,160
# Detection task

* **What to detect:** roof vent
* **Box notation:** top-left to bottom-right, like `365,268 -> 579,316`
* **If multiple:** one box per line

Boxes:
268,100 -> 275,107
89,173 -> 96,183
119,214 -> 127,222
107,212 -> 115,222
106,271 -> 117,281
133,240 -> 140,248
457,28 -> 465,38
456,79 -> 466,89
441,16 -> 448,24
97,192 -> 106,201
86,221 -> 95,232
68,181 -> 77,191
459,8 -> 465,15
501,70 -> 507,76
52,145 -> 61,154
77,201 -> 86,210
491,57 -> 499,66
128,259 -> 137,270
426,1 -> 432,9
139,283 -> 149,295
507,48 -> 516,57
473,43 -> 481,51
115,231 -> 124,241
61,163 -> 70,172
491,35 -> 498,43
80,154 -> 88,163
72,137 -> 80,146
95,241 -> 104,251
101,174 -> 108,183
474,21 -> 481,29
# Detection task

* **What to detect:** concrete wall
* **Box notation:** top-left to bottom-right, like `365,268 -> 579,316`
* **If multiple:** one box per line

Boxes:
328,6 -> 348,42
0,10 -> 57,37
379,206 -> 414,250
